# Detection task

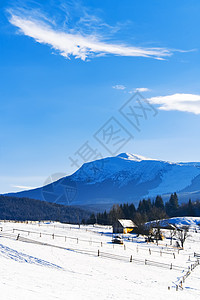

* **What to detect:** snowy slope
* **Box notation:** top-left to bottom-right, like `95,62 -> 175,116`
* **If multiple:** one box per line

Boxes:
0,220 -> 200,300
6,153 -> 200,209
147,216 -> 200,228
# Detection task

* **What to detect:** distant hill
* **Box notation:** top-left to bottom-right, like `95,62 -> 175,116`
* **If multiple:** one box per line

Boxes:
6,153 -> 200,210
146,216 -> 200,228
0,195 -> 91,223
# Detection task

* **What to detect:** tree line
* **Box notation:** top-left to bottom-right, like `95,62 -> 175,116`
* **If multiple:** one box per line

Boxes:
0,195 -> 90,223
86,193 -> 200,225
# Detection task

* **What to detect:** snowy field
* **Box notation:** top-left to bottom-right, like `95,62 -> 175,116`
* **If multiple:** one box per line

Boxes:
0,218 -> 200,300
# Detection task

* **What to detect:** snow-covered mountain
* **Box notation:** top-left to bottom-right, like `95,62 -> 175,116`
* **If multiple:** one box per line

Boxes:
6,153 -> 200,210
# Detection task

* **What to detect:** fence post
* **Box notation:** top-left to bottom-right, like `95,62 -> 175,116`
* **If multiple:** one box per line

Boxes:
130,255 -> 132,262
98,250 -> 100,257
77,238 -> 78,244
160,250 -> 162,256
52,233 -> 54,239
145,259 -> 147,265
40,233 -> 41,237
65,236 -> 66,242
149,248 -> 151,255
101,242 -> 103,247
173,253 -> 175,259
124,244 -> 126,250
170,263 -> 172,270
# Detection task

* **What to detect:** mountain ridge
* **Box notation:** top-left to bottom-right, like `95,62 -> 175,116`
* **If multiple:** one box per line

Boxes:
4,153 -> 200,210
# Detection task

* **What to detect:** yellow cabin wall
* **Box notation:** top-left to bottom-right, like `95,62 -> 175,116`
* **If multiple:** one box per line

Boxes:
123,228 -> 133,234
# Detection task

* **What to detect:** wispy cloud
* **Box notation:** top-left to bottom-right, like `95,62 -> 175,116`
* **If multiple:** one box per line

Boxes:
148,93 -> 200,115
8,11 -> 174,61
135,87 -> 150,92
129,87 -> 150,94
112,84 -> 126,90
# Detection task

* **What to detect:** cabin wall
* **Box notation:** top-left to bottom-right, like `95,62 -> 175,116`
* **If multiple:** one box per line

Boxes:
123,228 -> 134,234
113,223 -> 124,233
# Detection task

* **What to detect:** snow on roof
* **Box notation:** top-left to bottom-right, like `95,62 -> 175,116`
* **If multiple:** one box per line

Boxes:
118,219 -> 136,228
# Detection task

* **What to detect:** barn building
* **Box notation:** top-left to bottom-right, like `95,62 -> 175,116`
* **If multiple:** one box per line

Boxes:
113,219 -> 137,234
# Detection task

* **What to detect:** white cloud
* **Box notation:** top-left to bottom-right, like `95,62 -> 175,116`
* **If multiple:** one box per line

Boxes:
129,87 -> 150,94
135,87 -> 150,92
112,85 -> 126,90
148,93 -> 200,115
8,12 -> 174,61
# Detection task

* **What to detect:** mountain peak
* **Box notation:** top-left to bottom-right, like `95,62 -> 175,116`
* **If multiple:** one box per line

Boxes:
117,153 -> 153,161
6,152 -> 200,209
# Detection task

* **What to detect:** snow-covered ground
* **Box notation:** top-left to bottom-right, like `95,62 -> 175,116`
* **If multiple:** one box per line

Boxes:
0,218 -> 200,299
146,216 -> 200,228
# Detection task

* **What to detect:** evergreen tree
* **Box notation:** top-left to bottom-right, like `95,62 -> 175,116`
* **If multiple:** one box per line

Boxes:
138,199 -> 152,214
187,199 -> 195,216
129,203 -> 136,218
109,204 -> 124,224
87,213 -> 96,224
165,193 -> 179,217
154,195 -> 164,210
86,194 -> 200,225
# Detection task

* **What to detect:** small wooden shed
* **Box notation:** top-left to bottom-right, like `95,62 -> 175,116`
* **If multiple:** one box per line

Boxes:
113,219 -> 137,234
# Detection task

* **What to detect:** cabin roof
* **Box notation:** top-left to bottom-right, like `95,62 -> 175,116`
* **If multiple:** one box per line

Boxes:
118,219 -> 137,228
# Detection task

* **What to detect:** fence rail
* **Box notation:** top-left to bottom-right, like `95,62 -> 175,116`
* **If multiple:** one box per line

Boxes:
0,231 -> 187,272
169,258 -> 199,291
194,252 -> 200,258
10,228 -> 105,245
1,227 -> 182,259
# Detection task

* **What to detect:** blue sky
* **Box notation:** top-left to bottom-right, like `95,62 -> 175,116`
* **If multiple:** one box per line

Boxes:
1,0 -> 200,193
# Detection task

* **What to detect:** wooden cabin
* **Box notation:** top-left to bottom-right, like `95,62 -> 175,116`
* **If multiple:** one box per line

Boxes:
113,219 -> 137,234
